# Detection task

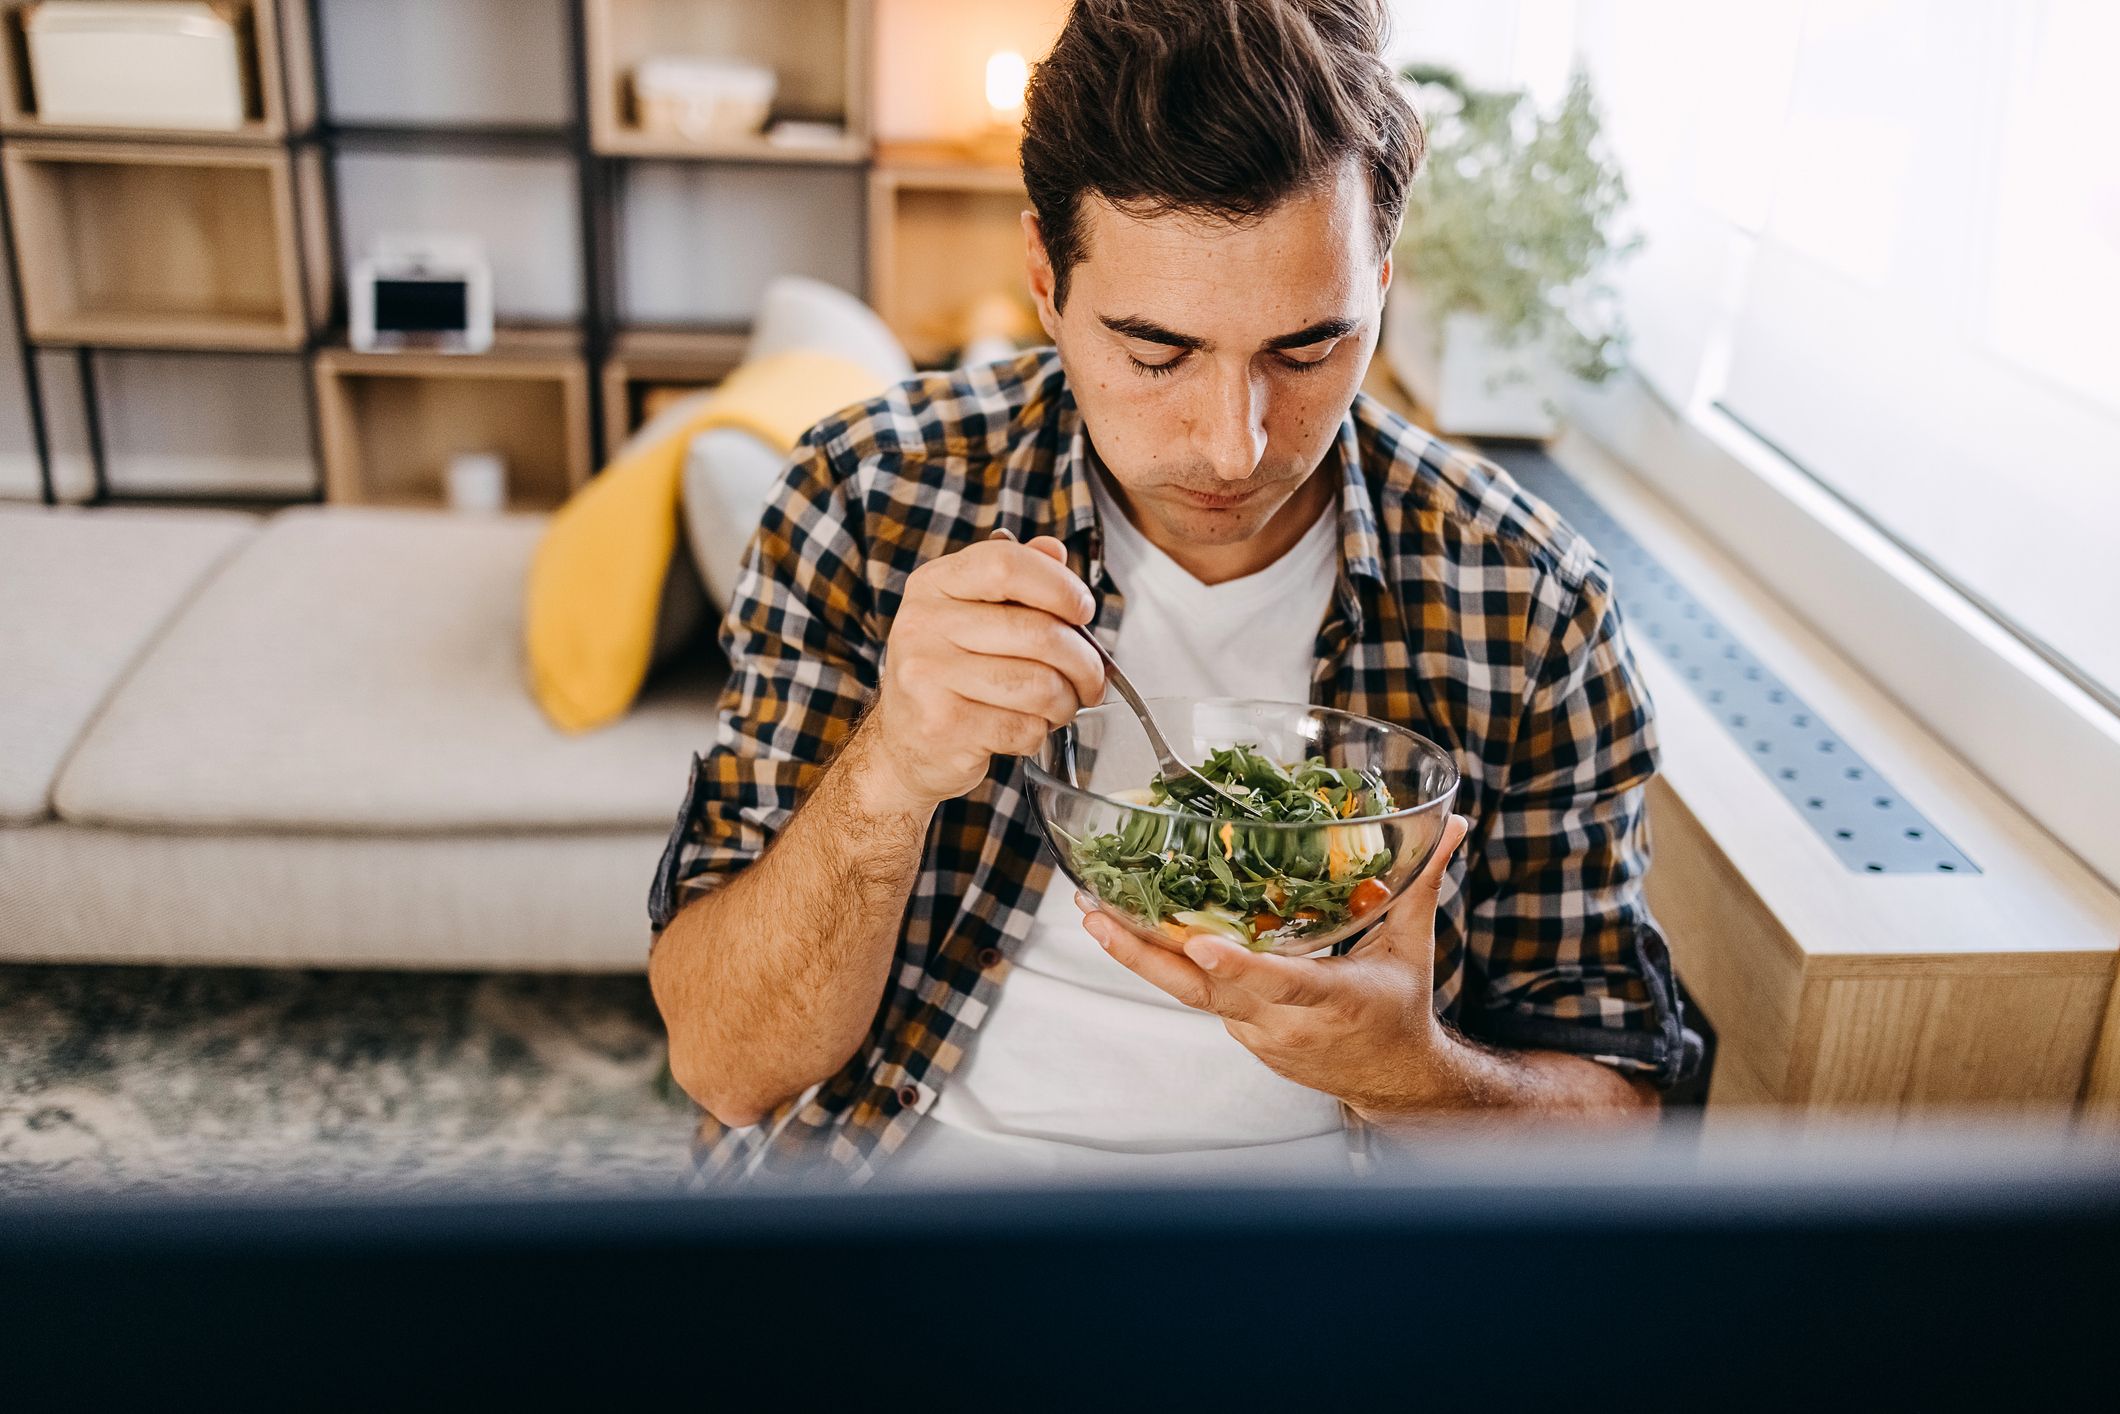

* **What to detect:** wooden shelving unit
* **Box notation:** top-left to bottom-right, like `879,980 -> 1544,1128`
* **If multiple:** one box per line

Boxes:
0,0 -> 317,144
4,139 -> 327,350
0,1 -> 1048,506
869,141 -> 1031,368
585,0 -> 869,162
314,328 -> 592,512
600,325 -> 745,452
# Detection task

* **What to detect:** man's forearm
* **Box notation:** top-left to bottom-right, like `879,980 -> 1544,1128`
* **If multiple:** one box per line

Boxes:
649,717 -> 933,1127
1349,1024 -> 1658,1130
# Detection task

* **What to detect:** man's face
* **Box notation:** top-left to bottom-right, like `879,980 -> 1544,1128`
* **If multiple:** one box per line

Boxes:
1026,161 -> 1391,553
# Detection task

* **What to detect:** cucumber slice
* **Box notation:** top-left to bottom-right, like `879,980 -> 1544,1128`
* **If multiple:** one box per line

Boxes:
1170,909 -> 1249,944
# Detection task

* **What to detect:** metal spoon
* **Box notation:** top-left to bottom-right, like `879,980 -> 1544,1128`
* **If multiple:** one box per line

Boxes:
987,528 -> 1266,819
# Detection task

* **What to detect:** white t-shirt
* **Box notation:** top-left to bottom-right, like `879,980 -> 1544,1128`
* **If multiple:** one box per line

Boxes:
894,470 -> 1350,1183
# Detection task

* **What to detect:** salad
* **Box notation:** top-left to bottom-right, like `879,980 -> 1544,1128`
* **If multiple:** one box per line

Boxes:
1066,744 -> 1397,951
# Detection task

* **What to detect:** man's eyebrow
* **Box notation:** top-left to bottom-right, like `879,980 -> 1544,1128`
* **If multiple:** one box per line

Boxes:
1097,314 -> 1205,350
1262,316 -> 1361,351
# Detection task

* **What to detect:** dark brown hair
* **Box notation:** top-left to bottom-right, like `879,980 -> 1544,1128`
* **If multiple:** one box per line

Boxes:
1020,0 -> 1424,307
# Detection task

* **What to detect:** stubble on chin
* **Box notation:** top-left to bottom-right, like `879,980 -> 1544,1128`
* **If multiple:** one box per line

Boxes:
1144,472 -> 1318,547
1138,496 -> 1273,548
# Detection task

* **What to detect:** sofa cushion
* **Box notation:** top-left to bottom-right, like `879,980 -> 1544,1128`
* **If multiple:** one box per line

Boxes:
0,821 -> 663,970
0,503 -> 257,824
682,425 -> 788,612
54,506 -> 724,833
680,276 -> 915,615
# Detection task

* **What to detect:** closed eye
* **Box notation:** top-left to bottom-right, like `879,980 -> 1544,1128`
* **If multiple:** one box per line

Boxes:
1128,351 -> 1187,378
1273,340 -> 1341,371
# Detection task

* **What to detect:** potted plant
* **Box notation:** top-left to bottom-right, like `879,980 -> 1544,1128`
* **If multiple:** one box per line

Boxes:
1385,64 -> 1637,438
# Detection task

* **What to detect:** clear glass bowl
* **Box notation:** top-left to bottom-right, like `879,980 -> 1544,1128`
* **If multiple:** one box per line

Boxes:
1026,698 -> 1461,957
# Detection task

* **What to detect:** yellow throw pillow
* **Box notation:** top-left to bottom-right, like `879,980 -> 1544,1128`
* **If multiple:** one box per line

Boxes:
524,350 -> 884,733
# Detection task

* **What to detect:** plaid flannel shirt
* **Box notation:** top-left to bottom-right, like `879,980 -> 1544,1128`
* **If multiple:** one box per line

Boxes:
650,348 -> 1695,1184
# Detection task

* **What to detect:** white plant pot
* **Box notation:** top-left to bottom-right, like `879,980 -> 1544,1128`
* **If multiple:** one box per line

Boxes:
1382,282 -> 1558,440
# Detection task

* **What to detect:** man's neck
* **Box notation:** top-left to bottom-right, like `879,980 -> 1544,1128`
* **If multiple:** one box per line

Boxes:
1092,451 -> 1341,587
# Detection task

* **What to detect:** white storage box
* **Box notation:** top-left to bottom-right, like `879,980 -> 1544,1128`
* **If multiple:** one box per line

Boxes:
26,1 -> 248,131
630,57 -> 775,144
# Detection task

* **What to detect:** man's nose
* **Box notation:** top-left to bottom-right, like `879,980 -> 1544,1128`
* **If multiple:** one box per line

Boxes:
1193,364 -> 1269,482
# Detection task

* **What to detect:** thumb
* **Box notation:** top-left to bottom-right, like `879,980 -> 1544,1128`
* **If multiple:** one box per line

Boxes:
1411,812 -> 1471,904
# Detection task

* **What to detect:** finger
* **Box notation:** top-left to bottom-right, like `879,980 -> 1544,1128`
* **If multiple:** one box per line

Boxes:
946,694 -> 1053,758
987,527 -> 1067,565
940,540 -> 1096,625
1084,910 -> 1253,1020
1075,890 -> 1189,955
945,655 -> 1082,728
1179,934 -> 1337,1008
934,601 -> 1106,707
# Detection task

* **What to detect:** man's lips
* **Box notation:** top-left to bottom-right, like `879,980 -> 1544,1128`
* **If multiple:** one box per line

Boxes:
1172,485 -> 1260,510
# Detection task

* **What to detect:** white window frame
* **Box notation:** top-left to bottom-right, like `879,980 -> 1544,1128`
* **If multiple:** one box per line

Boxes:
1557,368 -> 2120,894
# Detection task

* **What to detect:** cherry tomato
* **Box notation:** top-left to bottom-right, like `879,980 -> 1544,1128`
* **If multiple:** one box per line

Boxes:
1348,878 -> 1390,920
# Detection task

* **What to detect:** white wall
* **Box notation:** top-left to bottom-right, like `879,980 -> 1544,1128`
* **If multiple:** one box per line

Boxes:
0,255 -> 44,499
94,355 -> 315,497
1383,0 -> 1576,100
318,0 -> 571,126
620,163 -> 864,326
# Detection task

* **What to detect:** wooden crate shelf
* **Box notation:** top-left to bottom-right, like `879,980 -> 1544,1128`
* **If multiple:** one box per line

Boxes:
873,140 -> 1024,193
585,0 -> 869,161
314,329 -> 592,512
4,139 -> 328,351
869,144 -> 1033,368
601,326 -> 747,451
591,127 -> 868,165
0,0 -> 316,143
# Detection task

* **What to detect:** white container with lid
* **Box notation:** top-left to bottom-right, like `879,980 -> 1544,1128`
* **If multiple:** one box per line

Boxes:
26,2 -> 247,131
630,57 -> 776,144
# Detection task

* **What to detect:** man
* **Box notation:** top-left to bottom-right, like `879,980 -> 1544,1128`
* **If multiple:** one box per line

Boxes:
649,0 -> 1696,1184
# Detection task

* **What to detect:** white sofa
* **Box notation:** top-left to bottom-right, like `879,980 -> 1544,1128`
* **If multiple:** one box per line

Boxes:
0,279 -> 914,971
0,502 -> 725,969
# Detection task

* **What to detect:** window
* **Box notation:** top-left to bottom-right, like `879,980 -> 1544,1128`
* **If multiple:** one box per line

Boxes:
1572,0 -> 2120,707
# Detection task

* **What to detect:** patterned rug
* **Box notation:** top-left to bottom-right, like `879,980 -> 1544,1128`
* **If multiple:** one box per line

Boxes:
0,964 -> 700,1198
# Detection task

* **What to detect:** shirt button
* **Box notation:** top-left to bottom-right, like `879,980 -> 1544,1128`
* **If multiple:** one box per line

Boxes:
895,1084 -> 922,1111
977,946 -> 1005,969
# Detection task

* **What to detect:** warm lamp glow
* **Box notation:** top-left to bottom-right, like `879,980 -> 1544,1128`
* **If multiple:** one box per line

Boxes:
985,49 -> 1029,120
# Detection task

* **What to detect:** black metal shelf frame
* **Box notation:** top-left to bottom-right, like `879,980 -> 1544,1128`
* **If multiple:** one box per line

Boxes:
0,0 -> 635,508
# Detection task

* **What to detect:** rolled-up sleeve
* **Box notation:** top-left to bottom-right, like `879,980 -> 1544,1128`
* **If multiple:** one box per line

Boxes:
1459,556 -> 1701,1088
648,432 -> 879,935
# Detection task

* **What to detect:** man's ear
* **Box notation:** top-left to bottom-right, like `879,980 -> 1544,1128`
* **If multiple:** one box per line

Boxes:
1023,210 -> 1061,341
1378,247 -> 1394,303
